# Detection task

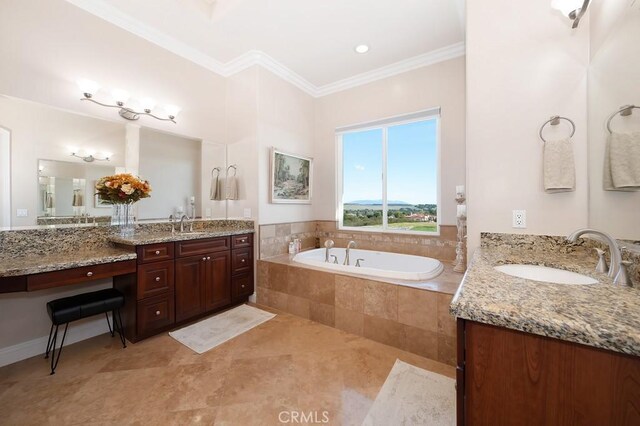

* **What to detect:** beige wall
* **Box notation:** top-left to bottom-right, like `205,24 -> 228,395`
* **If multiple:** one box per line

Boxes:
314,57 -> 466,227
588,5 -> 640,240
0,0 -> 227,144
137,128 -> 202,220
466,0 -> 590,254
0,96 -> 126,226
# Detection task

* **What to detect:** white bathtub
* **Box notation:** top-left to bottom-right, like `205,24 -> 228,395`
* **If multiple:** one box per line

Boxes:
292,248 -> 443,281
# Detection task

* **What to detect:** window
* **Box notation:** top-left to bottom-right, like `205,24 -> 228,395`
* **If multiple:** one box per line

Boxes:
337,110 -> 440,234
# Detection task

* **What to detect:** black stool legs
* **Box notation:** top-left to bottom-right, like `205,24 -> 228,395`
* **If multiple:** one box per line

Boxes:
44,322 -> 69,375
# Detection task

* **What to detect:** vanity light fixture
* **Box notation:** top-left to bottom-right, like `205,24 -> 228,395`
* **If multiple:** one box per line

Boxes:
354,44 -> 370,54
70,152 -> 111,163
76,79 -> 180,123
551,0 -> 590,29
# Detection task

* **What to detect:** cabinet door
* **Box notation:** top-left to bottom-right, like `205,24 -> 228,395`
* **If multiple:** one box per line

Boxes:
204,251 -> 231,311
175,255 -> 207,322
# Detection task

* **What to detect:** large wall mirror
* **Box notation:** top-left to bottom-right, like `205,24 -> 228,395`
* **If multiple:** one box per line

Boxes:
0,95 -> 227,228
588,3 -> 640,244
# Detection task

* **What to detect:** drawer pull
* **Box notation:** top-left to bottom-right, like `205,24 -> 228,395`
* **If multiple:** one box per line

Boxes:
240,239 -> 246,243
86,271 -> 93,277
155,310 -> 161,316
241,284 -> 245,288
155,277 -> 161,282
207,256 -> 211,260
155,250 -> 161,255
241,259 -> 246,263
202,257 -> 207,261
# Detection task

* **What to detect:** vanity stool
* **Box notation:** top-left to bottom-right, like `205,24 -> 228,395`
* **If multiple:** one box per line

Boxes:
45,288 -> 127,375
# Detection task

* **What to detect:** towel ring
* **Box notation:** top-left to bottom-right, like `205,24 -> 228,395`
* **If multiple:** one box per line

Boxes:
539,116 -> 576,143
606,105 -> 639,134
211,167 -> 221,178
226,164 -> 237,177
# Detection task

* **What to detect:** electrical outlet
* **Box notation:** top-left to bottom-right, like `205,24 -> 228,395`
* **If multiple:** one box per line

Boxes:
243,208 -> 251,218
512,210 -> 526,228
205,208 -> 212,218
16,209 -> 28,217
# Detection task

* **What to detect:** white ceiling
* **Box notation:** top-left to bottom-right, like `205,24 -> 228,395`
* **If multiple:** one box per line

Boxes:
66,0 -> 465,96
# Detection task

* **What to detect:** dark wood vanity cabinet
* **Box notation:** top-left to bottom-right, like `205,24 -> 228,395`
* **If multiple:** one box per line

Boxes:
456,319 -> 640,426
115,233 -> 254,342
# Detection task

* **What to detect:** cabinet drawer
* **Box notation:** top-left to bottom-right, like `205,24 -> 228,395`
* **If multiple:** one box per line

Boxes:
137,292 -> 175,337
232,273 -> 253,301
27,260 -> 136,291
137,260 -> 175,300
177,237 -> 229,257
231,248 -> 253,274
137,243 -> 175,264
231,234 -> 252,249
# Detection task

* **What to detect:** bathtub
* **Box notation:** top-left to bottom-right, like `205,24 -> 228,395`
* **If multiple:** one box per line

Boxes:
292,248 -> 443,281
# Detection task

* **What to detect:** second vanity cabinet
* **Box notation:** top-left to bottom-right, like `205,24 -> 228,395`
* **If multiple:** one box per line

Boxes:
115,233 -> 254,342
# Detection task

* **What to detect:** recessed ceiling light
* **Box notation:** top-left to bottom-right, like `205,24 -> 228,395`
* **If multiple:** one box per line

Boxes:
354,44 -> 370,54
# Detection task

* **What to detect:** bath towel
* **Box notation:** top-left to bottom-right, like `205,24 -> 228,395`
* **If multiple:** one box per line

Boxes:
226,175 -> 239,200
543,138 -> 575,193
604,132 -> 640,191
210,175 -> 221,200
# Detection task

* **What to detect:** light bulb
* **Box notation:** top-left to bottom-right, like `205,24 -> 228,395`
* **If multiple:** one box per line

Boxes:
551,0 -> 583,17
77,79 -> 101,97
140,97 -> 156,112
111,89 -> 130,105
163,104 -> 181,118
354,44 -> 370,54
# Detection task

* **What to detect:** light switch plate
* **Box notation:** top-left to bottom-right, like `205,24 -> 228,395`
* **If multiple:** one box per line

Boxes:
243,208 -> 251,218
205,208 -> 212,218
16,208 -> 28,217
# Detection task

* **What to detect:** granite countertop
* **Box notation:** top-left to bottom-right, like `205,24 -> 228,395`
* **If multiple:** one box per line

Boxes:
0,247 -> 137,277
450,244 -> 640,356
110,228 -> 255,246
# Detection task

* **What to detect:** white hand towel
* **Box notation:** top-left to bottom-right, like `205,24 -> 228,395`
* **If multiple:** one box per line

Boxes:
210,175 -> 221,200
603,132 -> 640,191
544,138 -> 576,193
226,175 -> 238,200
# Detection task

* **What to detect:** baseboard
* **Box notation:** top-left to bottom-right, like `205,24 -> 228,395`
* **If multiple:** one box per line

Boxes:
248,292 -> 256,303
0,318 -> 109,368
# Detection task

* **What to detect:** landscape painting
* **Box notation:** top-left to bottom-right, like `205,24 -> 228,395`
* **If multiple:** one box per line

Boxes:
271,148 -> 312,204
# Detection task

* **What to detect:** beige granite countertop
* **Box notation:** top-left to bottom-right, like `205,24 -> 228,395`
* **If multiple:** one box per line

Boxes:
110,228 -> 255,246
0,247 -> 137,277
451,240 -> 640,356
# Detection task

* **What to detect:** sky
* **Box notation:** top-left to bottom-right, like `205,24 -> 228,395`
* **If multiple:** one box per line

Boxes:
342,119 -> 438,205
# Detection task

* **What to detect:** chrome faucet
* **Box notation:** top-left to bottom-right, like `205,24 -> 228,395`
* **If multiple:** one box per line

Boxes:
324,239 -> 334,263
567,228 -> 627,285
179,214 -> 193,233
344,240 -> 357,266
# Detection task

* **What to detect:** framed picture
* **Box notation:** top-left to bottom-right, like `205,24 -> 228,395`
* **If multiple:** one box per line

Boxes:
270,148 -> 313,204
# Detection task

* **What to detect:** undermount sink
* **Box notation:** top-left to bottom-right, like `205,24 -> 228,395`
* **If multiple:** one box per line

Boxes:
494,264 -> 598,285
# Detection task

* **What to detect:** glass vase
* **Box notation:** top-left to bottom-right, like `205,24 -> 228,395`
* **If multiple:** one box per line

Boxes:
111,203 -> 135,238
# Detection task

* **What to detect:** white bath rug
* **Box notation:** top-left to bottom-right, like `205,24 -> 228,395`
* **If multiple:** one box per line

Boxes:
169,304 -> 276,354
362,359 -> 456,426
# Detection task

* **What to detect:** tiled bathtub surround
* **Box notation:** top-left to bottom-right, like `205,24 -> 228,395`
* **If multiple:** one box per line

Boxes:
256,256 -> 463,366
259,220 -> 458,262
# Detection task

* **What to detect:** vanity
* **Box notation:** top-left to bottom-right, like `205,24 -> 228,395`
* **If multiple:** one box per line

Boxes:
451,233 -> 640,425
0,221 -> 255,343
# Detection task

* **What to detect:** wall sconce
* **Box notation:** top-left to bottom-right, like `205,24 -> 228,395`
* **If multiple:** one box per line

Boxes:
77,79 -> 180,123
70,151 -> 111,162
551,0 -> 590,29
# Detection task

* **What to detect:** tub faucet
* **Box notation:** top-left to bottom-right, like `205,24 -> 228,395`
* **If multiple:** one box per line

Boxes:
344,241 -> 357,266
567,228 -> 627,285
324,240 -> 334,263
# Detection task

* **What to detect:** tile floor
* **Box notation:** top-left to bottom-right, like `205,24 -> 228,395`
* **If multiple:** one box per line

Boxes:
0,305 -> 454,425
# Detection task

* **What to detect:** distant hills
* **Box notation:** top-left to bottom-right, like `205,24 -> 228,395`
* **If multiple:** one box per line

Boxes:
347,199 -> 412,205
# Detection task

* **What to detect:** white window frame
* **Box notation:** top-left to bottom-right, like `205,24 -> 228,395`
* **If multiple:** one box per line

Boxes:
335,108 -> 441,236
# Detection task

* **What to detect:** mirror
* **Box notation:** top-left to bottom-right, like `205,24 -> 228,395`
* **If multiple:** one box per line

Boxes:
588,3 -> 640,242
0,94 -> 227,228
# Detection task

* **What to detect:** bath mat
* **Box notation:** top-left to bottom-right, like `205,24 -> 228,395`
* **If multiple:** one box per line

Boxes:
362,359 -> 456,426
169,304 -> 276,354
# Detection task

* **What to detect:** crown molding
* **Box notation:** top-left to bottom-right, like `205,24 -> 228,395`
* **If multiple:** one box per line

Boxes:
65,0 -> 465,98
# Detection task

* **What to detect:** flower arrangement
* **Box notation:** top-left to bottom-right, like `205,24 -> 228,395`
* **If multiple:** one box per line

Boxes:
95,173 -> 152,204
